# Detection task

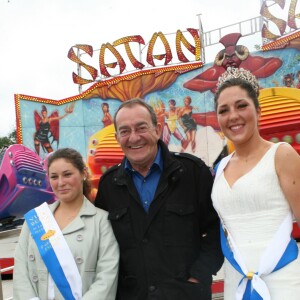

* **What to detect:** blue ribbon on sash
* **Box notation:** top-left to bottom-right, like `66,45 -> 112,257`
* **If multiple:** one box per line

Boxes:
25,208 -> 77,300
220,224 -> 298,300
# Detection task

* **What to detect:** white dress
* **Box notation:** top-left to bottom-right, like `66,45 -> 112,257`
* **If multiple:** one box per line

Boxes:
212,143 -> 300,300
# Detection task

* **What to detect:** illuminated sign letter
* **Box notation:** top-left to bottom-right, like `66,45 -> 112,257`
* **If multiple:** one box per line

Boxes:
99,43 -> 126,77
287,0 -> 299,29
176,28 -> 201,62
260,0 -> 300,40
113,35 -> 145,69
67,44 -> 98,85
146,32 -> 172,66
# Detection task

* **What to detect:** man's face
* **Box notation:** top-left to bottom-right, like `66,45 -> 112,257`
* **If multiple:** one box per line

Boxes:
285,77 -> 292,87
115,104 -> 162,172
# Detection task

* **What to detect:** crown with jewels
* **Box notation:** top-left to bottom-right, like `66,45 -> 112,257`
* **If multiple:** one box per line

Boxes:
217,67 -> 259,94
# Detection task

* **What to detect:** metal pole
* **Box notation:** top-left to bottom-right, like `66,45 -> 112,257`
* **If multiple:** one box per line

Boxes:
196,13 -> 205,64
77,48 -> 82,94
259,0 -> 265,46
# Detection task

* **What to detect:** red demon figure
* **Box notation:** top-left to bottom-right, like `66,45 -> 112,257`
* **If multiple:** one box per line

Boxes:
184,33 -> 282,94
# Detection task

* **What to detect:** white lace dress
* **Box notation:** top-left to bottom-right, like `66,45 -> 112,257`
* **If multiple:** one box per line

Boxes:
212,143 -> 300,299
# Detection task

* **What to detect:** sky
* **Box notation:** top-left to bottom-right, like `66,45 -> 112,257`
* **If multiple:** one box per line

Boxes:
0,0 -> 264,137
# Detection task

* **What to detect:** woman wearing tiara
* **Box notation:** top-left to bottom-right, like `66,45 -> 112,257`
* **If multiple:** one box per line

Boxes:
211,67 -> 300,299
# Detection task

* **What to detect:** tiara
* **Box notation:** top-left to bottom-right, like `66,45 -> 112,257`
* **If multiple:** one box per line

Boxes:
217,67 -> 259,93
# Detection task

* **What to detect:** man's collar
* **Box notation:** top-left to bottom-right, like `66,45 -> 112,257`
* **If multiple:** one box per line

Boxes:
125,144 -> 163,173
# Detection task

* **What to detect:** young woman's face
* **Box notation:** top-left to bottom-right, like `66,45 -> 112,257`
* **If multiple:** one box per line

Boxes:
184,97 -> 191,106
48,158 -> 84,204
216,85 -> 261,145
41,110 -> 47,117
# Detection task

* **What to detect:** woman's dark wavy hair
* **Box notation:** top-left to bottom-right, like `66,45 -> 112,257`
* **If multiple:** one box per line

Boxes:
214,77 -> 260,111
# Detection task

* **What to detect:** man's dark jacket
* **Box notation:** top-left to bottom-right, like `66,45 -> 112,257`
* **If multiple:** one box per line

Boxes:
95,140 -> 224,300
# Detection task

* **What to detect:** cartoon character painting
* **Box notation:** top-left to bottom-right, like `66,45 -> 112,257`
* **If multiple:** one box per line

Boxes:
163,99 -> 188,151
272,72 -> 300,88
183,33 -> 283,93
34,103 -> 74,155
284,73 -> 295,87
101,103 -> 113,127
177,96 -> 199,152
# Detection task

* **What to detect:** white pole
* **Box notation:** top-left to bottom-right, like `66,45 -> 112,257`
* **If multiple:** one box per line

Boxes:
196,13 -> 205,64
77,48 -> 82,94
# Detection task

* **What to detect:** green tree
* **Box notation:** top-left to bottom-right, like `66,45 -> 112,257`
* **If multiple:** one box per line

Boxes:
0,129 -> 16,149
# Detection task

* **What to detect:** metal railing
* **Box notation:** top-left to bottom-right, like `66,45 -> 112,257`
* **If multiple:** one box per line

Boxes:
202,16 -> 262,48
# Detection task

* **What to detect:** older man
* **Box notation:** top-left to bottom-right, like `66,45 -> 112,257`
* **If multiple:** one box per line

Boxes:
95,98 -> 223,300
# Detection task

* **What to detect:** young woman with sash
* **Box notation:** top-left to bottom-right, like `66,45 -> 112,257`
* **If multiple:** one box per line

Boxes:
13,148 -> 119,300
211,68 -> 300,299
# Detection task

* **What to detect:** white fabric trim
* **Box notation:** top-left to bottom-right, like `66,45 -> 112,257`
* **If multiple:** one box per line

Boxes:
35,202 -> 82,299
215,154 -> 294,300
48,275 -> 55,300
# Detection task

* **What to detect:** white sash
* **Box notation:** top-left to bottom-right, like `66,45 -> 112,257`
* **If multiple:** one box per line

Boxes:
215,154 -> 298,299
223,212 -> 295,300
25,202 -> 82,299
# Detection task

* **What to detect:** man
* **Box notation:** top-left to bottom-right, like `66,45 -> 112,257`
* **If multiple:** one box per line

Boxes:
95,98 -> 223,300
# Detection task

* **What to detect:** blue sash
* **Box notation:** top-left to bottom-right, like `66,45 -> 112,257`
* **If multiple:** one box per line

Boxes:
25,203 -> 82,300
221,223 -> 298,300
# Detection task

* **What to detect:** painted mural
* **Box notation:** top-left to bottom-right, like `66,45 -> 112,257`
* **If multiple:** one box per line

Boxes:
0,0 -> 298,230
2,2 -> 300,293
15,30 -> 300,191
14,0 -> 300,193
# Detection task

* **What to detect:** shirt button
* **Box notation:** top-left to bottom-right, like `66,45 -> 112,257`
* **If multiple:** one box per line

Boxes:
28,254 -> 35,261
76,234 -> 83,241
149,285 -> 156,292
32,275 -> 39,282
76,256 -> 83,264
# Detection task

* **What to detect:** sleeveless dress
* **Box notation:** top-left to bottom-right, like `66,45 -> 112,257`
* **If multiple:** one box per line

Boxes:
35,121 -> 50,142
211,142 -> 300,299
180,112 -> 197,131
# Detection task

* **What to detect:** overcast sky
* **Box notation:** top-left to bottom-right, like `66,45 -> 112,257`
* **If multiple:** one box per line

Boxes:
0,0 -> 264,136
